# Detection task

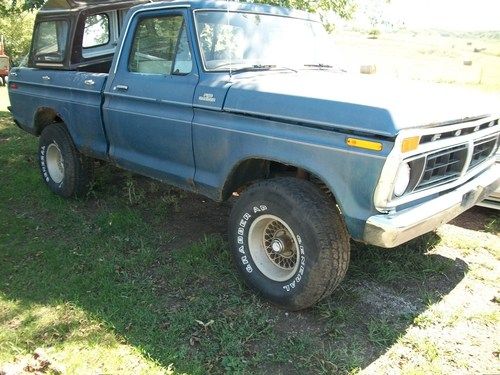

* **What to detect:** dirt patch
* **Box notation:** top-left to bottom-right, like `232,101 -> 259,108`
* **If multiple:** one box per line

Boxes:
273,310 -> 328,336
355,280 -> 420,319
162,192 -> 231,248
0,349 -> 64,375
450,206 -> 498,232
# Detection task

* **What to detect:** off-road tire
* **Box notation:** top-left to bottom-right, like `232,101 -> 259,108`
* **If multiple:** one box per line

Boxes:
229,177 -> 350,310
38,123 -> 91,198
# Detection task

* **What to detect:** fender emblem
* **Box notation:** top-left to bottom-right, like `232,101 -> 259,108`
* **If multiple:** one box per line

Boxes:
198,93 -> 216,103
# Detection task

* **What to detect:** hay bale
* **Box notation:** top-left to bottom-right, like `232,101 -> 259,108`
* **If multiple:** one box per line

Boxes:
360,64 -> 377,74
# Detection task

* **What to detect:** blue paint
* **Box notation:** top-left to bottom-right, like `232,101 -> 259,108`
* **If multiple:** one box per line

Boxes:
8,69 -> 109,159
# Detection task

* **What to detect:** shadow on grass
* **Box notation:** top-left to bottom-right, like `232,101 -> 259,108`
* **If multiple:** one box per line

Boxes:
0,114 -> 469,374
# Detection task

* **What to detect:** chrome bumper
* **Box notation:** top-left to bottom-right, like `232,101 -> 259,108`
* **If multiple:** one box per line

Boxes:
363,163 -> 500,248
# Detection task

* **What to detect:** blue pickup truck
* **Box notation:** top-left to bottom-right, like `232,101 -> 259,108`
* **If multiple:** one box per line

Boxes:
8,0 -> 500,310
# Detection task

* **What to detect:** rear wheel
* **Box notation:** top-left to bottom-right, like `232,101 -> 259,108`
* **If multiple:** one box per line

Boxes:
38,123 -> 91,198
229,177 -> 350,310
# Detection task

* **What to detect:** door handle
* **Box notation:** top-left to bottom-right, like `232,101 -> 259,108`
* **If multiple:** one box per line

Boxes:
42,75 -> 51,81
114,84 -> 128,91
84,79 -> 95,86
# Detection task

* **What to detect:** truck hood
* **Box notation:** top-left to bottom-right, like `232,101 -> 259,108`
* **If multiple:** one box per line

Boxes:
223,71 -> 499,137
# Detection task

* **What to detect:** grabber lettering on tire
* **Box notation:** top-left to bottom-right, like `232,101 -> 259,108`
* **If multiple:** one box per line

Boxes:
228,177 -> 350,310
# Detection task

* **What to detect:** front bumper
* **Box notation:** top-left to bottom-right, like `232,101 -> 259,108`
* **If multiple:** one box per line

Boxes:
363,163 -> 500,248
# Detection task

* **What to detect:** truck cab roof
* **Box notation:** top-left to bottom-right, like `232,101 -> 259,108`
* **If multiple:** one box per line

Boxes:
30,0 -> 318,72
129,0 -> 318,21
40,0 -> 147,13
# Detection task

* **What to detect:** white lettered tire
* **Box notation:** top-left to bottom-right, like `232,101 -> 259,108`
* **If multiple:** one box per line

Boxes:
38,123 -> 91,198
229,178 -> 350,310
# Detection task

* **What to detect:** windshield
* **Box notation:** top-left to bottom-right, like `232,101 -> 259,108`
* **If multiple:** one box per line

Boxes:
194,11 -> 335,71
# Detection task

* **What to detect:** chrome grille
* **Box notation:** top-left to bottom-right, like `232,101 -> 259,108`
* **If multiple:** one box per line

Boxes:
414,144 -> 468,191
468,136 -> 497,170
386,118 -> 500,207
420,118 -> 498,144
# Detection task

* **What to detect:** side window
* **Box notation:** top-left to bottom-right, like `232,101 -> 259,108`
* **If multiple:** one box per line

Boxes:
32,20 -> 69,63
83,13 -> 110,48
129,15 -> 192,75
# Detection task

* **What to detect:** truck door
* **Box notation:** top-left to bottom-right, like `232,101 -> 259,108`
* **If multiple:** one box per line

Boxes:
103,8 -> 198,189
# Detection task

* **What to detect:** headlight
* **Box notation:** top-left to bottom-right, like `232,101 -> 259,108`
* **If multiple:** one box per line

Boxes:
394,163 -> 411,197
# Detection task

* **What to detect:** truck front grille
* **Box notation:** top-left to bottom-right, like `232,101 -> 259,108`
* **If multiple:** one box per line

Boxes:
406,133 -> 499,195
414,145 -> 468,191
468,136 -> 497,170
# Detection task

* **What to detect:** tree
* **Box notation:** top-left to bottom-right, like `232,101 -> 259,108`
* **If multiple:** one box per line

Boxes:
0,5 -> 35,65
2,0 -> 357,18
0,0 -> 44,15
254,0 -> 355,19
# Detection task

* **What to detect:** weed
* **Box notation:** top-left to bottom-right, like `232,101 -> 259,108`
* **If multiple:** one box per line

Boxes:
157,187 -> 187,212
149,181 -> 160,194
468,310 -> 500,326
367,318 -> 400,348
413,313 -> 434,328
123,174 -> 146,205
323,341 -> 364,374
484,216 -> 500,235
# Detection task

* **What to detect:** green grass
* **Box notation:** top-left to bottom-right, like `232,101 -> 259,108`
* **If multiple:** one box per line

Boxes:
485,216 -> 500,235
1,112 -> 499,374
367,318 -> 401,348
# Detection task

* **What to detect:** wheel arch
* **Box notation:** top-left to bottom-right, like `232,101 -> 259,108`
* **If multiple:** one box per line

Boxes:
221,157 -> 340,205
33,107 -> 65,136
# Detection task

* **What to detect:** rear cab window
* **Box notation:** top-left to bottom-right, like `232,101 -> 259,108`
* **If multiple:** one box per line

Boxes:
82,12 -> 118,59
83,14 -> 110,48
32,20 -> 69,64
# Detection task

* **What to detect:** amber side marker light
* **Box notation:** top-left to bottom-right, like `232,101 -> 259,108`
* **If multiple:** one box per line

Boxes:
346,137 -> 383,151
401,136 -> 420,153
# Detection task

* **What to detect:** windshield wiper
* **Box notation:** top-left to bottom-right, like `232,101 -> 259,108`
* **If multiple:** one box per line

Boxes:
303,63 -> 334,69
234,64 -> 298,73
212,64 -> 297,74
232,64 -> 276,73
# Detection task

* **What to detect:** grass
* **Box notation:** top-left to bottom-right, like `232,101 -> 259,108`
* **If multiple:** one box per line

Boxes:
485,216 -> 500,235
1,107 -> 500,374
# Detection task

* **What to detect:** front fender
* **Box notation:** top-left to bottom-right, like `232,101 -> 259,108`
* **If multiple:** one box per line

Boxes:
192,109 -> 394,240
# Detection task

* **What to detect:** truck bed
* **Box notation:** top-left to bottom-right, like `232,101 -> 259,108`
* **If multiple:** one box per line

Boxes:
9,69 -> 109,159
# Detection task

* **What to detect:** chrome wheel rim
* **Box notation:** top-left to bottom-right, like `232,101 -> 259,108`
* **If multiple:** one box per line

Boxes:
46,143 -> 65,184
248,214 -> 299,281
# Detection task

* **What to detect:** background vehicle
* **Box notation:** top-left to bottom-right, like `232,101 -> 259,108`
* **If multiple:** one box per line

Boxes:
0,36 -> 10,86
8,0 -> 500,310
477,152 -> 500,209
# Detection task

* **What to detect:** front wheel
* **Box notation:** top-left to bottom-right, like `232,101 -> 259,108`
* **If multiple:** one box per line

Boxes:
228,177 -> 350,310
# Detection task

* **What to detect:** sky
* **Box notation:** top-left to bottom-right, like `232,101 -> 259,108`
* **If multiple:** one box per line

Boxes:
354,0 -> 500,31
